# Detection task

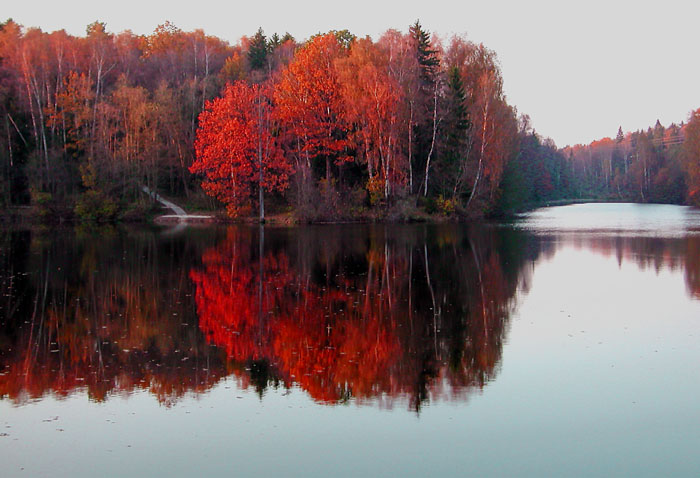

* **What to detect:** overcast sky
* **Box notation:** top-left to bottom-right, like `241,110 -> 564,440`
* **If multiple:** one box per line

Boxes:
5,0 -> 699,147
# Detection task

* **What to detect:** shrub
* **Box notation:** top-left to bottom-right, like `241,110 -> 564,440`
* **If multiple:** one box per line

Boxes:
366,176 -> 384,206
418,195 -> 437,214
30,189 -> 58,220
74,190 -> 118,222
436,195 -> 456,215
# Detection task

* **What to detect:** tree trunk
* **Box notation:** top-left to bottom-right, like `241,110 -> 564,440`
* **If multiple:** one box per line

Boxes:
408,101 -> 414,194
423,82 -> 439,196
466,98 -> 490,209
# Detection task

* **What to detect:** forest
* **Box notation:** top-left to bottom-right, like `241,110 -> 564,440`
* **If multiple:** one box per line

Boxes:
0,18 -> 699,222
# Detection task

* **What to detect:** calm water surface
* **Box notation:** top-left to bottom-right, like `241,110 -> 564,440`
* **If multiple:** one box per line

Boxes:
1,203 -> 699,477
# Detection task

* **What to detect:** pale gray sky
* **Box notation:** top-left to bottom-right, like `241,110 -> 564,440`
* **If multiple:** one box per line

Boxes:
5,0 -> 699,147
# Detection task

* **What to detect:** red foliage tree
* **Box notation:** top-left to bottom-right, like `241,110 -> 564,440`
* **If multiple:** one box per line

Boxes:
191,81 -> 292,218
337,38 -> 406,201
273,33 -> 349,184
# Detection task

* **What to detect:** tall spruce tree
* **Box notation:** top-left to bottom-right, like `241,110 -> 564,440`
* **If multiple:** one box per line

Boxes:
269,33 -> 281,49
409,20 -> 439,87
444,66 -> 470,144
408,20 -> 440,195
248,27 -> 269,72
616,126 -> 624,143
437,66 -> 471,197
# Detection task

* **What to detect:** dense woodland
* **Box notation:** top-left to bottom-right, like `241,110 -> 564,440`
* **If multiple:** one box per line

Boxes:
0,18 -> 699,222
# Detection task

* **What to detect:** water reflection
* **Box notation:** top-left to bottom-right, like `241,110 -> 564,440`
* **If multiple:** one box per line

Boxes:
191,226 -> 534,409
528,234 -> 700,299
0,227 -> 227,405
1,219 -> 699,408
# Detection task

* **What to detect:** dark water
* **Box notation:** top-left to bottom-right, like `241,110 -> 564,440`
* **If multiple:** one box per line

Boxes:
0,204 -> 699,477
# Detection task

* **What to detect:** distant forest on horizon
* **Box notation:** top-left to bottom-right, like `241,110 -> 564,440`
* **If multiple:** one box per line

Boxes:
0,18 -> 699,222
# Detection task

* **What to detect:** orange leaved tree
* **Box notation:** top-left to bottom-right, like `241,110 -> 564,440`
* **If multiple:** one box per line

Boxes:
273,33 -> 349,185
191,81 -> 292,219
337,38 -> 405,202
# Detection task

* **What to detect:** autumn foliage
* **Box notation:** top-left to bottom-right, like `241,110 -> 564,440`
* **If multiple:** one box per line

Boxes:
274,33 -> 351,183
337,38 -> 406,199
191,81 -> 291,217
2,18 -> 697,221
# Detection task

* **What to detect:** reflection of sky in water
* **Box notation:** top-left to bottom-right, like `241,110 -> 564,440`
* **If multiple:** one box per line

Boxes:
518,203 -> 700,236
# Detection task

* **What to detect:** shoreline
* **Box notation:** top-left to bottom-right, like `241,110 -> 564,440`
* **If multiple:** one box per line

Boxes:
1,198 -> 692,227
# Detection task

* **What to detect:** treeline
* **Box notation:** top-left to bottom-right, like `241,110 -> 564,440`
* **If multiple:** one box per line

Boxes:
0,18 -> 524,221
2,18 -> 698,223
192,25 -> 520,221
499,112 -> 700,210
565,121 -> 689,204
0,19 -> 236,220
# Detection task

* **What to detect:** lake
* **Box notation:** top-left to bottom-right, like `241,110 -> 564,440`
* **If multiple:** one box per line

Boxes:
1,203 -> 699,477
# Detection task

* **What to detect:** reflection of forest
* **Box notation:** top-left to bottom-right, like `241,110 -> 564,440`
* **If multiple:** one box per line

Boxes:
557,234 -> 700,298
191,225 -> 539,409
0,227 -> 227,405
0,225 -> 537,408
3,225 -> 696,408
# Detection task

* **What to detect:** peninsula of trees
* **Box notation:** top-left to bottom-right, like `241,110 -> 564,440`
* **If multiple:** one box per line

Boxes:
0,19 -> 698,222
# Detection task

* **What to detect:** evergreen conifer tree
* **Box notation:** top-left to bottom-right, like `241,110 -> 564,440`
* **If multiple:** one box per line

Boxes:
269,33 -> 281,49
437,66 -> 471,196
409,20 -> 439,87
408,20 -> 441,195
248,27 -> 269,72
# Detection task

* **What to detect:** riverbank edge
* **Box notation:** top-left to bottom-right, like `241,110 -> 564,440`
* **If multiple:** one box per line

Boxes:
0,204 -> 475,226
2,197 -> 683,226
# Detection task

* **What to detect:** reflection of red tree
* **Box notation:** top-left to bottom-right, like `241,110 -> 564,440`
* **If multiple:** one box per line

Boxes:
457,251 -> 510,389
191,229 -> 401,403
191,228 -> 515,407
192,247 -> 272,361
0,225 -> 521,408
273,288 -> 400,402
